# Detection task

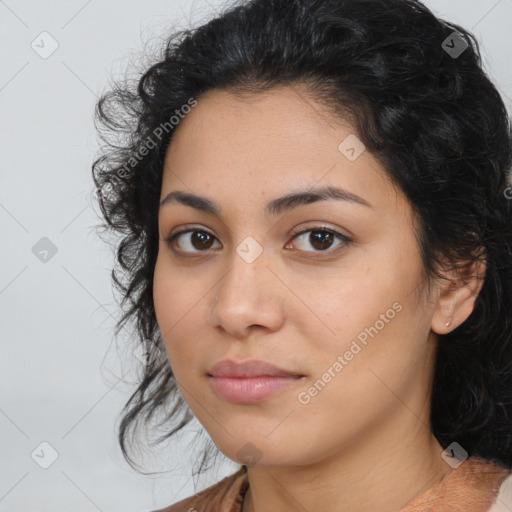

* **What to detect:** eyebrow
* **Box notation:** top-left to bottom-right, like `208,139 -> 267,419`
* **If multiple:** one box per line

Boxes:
159,185 -> 373,218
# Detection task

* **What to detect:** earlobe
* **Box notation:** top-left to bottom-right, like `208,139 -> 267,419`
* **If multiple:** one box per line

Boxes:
431,258 -> 486,335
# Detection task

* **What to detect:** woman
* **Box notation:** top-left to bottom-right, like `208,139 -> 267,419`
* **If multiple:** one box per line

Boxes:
92,0 -> 512,510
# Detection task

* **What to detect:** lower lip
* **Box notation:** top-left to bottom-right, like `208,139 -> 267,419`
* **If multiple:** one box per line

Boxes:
209,375 -> 305,404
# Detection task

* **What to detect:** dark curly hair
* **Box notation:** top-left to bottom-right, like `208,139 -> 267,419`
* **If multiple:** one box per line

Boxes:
91,0 -> 512,476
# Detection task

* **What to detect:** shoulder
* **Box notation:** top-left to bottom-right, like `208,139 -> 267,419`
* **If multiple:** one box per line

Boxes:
149,466 -> 249,512
489,471 -> 512,512
402,456 -> 512,512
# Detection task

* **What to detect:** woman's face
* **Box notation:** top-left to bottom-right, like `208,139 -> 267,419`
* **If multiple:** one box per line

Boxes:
153,86 -> 442,467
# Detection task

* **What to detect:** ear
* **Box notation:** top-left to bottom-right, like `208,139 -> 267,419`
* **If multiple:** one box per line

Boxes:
431,252 -> 487,335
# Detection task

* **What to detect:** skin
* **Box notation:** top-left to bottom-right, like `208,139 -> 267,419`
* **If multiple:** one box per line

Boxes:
153,86 -> 485,512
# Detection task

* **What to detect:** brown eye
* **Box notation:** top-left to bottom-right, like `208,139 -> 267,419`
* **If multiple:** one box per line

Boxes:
167,229 -> 221,252
288,227 -> 351,254
165,224 -> 352,257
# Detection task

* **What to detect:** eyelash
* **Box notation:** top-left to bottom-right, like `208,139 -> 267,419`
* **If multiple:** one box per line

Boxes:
165,224 -> 353,258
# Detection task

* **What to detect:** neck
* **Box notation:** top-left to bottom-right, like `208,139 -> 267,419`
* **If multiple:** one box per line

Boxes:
242,414 -> 449,512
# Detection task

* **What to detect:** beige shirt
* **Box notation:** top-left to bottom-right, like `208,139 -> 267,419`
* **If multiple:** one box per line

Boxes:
152,456 -> 512,512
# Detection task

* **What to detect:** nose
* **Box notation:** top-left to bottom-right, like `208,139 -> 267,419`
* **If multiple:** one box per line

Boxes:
208,248 -> 285,338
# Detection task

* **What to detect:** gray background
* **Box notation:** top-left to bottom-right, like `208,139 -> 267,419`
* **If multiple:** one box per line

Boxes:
1,0 -> 511,510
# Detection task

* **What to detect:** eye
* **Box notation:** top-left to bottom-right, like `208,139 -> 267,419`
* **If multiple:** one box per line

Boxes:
286,225 -> 352,256
165,223 -> 352,256
166,225 -> 221,253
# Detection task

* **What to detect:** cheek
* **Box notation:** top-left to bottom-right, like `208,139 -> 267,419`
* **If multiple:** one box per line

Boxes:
152,257 -> 173,335
153,257 -> 195,368
153,255 -> 218,385
153,255 -> 201,332
292,284 -> 428,438
296,244 -> 429,375
294,267 -> 403,348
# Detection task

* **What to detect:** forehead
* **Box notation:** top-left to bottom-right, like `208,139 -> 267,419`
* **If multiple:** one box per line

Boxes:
161,86 -> 401,216
167,86 -> 350,157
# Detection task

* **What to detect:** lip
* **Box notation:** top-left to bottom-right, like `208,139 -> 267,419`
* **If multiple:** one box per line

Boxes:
208,358 -> 304,378
209,375 -> 305,404
207,359 -> 306,404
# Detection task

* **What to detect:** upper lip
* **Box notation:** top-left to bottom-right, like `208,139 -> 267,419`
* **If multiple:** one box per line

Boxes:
208,359 -> 304,378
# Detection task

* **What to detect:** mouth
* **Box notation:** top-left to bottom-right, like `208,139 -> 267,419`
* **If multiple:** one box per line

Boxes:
206,358 -> 306,404
208,374 -> 306,404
